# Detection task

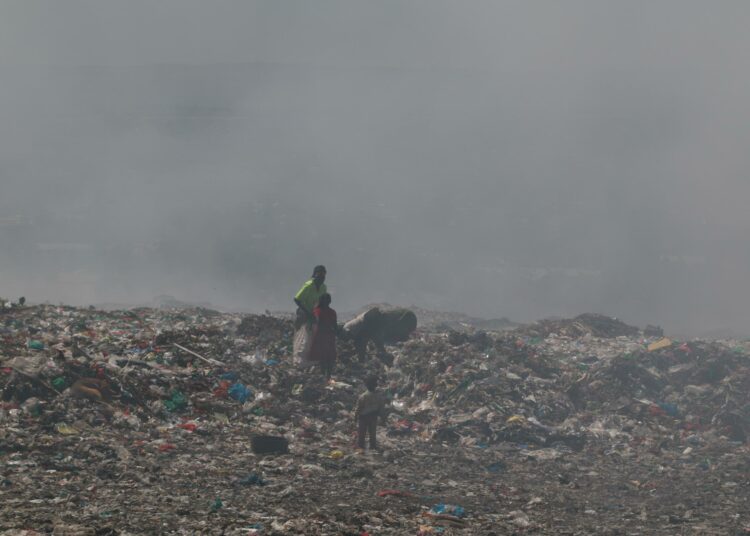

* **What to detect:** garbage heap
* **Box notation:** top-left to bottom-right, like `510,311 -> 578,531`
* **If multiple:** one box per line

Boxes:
1,305 -> 748,535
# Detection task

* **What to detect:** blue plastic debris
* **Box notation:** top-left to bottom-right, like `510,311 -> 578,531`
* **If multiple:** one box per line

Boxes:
486,461 -> 506,473
228,382 -> 253,403
430,503 -> 465,518
658,402 -> 680,417
236,473 -> 267,486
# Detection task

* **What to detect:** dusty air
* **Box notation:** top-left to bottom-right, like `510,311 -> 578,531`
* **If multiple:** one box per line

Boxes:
2,2 -> 749,534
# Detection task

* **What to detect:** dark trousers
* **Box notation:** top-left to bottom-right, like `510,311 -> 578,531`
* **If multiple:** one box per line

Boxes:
320,360 -> 334,379
357,414 -> 378,449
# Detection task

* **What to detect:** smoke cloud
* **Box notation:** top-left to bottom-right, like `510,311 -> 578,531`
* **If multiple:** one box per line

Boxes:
2,1 -> 750,335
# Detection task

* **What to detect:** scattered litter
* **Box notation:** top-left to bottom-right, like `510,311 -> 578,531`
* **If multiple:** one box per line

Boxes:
0,304 -> 747,533
648,337 -> 673,352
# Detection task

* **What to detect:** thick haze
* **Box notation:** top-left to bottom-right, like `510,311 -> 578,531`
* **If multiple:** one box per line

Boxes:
1,1 -> 750,335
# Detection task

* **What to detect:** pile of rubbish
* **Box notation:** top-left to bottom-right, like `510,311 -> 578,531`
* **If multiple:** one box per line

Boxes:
1,304 -> 748,534
349,303 -> 517,333
514,313 -> 642,339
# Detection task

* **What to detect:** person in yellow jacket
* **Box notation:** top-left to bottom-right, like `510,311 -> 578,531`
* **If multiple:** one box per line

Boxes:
294,265 -> 327,328
292,265 -> 327,362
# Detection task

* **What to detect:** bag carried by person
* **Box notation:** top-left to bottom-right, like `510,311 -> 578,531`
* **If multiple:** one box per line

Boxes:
293,323 -> 313,363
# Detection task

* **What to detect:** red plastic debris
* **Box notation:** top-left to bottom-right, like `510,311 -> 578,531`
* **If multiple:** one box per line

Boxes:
213,380 -> 231,398
376,489 -> 415,498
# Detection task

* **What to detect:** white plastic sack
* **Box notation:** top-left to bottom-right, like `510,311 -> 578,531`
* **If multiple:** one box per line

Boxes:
293,324 -> 313,363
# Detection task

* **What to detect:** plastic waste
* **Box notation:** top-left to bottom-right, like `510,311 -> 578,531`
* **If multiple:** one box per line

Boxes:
648,338 -> 672,352
27,340 -> 45,350
658,402 -> 679,417
509,510 -> 531,527
56,423 -> 78,435
487,461 -> 506,473
430,504 -> 465,518
213,380 -> 231,398
236,473 -> 267,486
293,324 -> 312,362
377,489 -> 416,498
250,435 -> 289,454
2,303 -> 748,533
228,382 -> 252,403
163,390 -> 188,412
51,377 -> 66,390
245,523 -> 264,535
506,415 -> 527,425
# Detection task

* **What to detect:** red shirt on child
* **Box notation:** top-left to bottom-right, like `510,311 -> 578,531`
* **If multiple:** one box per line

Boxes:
310,305 -> 337,365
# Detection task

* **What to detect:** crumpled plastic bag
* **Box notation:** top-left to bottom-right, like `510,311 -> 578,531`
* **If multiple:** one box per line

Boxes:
164,390 -> 188,412
228,382 -> 253,403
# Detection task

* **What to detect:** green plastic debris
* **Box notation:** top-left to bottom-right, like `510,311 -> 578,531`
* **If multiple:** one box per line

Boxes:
56,423 -> 78,435
163,390 -> 188,412
210,497 -> 223,512
52,377 -> 67,390
28,340 -> 45,350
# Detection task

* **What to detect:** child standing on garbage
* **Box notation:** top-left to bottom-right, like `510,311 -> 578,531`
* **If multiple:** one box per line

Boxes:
354,375 -> 387,450
309,293 -> 337,379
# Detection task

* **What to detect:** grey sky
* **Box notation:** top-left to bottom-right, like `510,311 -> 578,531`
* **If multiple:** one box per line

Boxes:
1,1 -> 750,334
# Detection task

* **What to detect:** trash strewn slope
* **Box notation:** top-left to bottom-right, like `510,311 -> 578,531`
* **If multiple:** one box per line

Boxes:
1,305 -> 748,535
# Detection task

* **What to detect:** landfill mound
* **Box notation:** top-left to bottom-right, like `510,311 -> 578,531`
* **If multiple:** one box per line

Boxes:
515,313 -> 641,339
1,305 -> 749,535
350,303 -> 517,332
